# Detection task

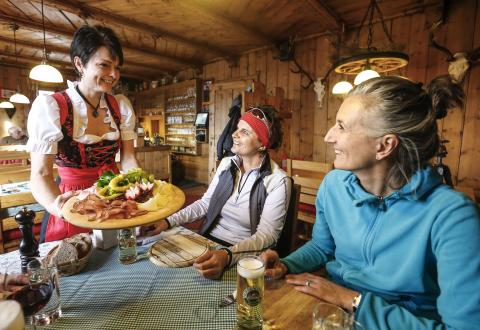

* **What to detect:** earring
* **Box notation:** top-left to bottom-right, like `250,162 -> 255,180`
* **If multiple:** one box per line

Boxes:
258,146 -> 266,151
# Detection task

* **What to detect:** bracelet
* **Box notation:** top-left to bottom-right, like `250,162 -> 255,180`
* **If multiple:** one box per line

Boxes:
352,293 -> 362,312
219,248 -> 232,268
164,218 -> 171,229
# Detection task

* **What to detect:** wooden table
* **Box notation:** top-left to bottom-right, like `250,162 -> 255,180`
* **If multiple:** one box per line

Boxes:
264,278 -> 317,329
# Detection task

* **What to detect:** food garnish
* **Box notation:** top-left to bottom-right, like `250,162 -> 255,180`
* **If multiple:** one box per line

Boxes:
71,168 -> 176,221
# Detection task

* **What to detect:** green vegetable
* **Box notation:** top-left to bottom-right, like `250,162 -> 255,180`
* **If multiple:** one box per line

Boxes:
97,170 -> 116,188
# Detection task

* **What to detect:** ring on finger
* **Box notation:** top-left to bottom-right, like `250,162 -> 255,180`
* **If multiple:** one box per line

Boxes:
305,280 -> 311,287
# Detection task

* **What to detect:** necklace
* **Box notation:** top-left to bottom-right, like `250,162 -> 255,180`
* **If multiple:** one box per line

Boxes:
75,85 -> 101,118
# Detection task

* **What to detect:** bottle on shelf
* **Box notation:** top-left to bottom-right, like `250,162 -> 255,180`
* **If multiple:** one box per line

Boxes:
144,132 -> 151,147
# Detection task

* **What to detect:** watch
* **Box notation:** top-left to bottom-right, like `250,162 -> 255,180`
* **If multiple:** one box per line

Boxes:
352,293 -> 362,312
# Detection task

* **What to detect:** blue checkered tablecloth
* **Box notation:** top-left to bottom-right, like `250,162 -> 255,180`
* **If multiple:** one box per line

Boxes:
42,249 -> 237,330
1,232 -> 238,329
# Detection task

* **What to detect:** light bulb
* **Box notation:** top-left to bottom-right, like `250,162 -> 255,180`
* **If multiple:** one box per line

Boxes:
354,69 -> 380,85
29,62 -> 64,83
9,93 -> 30,104
0,101 -> 15,108
332,81 -> 353,94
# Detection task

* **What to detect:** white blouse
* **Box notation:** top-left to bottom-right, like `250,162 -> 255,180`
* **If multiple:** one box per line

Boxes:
27,80 -> 136,155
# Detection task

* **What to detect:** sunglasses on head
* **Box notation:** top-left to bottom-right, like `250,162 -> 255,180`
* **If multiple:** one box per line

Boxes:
247,107 -> 272,131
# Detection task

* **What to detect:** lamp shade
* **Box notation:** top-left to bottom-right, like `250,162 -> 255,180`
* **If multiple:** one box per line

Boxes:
9,92 -> 30,104
29,63 -> 64,83
354,69 -> 380,85
0,101 -> 15,108
332,81 -> 353,95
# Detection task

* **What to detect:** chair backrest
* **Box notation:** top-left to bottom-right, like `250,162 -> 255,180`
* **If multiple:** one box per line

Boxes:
275,182 -> 300,258
286,159 -> 333,224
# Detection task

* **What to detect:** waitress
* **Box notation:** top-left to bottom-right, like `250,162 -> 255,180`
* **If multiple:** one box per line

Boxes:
27,25 -> 139,241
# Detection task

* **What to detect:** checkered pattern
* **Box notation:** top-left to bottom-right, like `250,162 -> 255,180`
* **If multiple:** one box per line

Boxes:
27,246 -> 236,329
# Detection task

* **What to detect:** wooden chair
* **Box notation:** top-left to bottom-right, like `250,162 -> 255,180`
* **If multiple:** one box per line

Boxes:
285,159 -> 333,246
275,183 -> 300,258
454,186 -> 478,203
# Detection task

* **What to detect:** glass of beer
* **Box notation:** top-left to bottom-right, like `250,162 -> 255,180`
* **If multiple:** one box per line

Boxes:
236,256 -> 265,329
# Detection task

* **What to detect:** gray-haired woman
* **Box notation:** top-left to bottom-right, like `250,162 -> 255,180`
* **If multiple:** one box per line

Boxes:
262,75 -> 480,329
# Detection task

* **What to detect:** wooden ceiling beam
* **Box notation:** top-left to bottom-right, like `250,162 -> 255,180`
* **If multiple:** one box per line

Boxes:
177,0 -> 275,45
0,52 -> 159,81
40,0 -> 238,61
0,13 -> 198,69
0,35 -> 173,76
304,0 -> 345,30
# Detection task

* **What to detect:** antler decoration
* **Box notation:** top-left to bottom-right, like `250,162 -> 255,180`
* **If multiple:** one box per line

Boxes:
429,14 -> 480,84
275,37 -> 315,90
290,58 -> 316,89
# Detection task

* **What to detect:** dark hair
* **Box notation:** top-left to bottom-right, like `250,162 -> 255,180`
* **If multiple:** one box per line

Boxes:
70,25 -> 123,77
348,75 -> 464,188
251,105 -> 284,150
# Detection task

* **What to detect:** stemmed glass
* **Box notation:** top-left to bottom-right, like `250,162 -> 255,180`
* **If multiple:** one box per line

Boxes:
4,258 -> 61,327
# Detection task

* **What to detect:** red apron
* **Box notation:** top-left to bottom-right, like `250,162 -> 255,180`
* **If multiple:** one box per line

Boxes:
45,91 -> 122,242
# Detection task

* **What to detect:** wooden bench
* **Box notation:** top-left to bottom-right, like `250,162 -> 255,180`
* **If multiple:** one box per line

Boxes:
285,159 -> 333,245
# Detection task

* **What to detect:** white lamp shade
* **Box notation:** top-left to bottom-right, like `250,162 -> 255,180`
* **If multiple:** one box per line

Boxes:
0,101 -> 15,108
9,92 -> 30,104
332,81 -> 353,95
354,69 -> 380,85
29,63 -> 64,83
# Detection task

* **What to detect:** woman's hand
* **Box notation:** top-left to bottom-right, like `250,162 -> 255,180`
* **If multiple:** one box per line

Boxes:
1,273 -> 29,293
260,249 -> 288,279
139,220 -> 170,236
286,273 -> 358,311
193,250 -> 229,280
50,190 -> 77,218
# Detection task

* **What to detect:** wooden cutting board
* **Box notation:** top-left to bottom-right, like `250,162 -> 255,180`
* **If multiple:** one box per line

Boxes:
61,185 -> 185,229
148,234 -> 209,268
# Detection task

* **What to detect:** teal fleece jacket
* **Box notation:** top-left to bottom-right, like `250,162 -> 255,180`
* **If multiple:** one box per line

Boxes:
282,167 -> 480,329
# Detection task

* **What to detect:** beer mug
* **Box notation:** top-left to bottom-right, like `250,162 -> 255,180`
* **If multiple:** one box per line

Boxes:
236,256 -> 265,329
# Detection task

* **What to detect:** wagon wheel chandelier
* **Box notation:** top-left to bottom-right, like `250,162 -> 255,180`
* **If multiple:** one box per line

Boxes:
321,0 -> 409,95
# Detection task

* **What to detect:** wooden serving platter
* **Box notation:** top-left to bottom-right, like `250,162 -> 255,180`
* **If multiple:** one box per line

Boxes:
148,234 -> 208,268
61,185 -> 185,230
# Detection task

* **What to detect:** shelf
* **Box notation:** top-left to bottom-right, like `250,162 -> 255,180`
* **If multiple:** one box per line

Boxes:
139,115 -> 163,120
143,107 -> 164,112
165,123 -> 195,126
165,133 -> 195,136
167,143 -> 196,147
165,110 -> 196,115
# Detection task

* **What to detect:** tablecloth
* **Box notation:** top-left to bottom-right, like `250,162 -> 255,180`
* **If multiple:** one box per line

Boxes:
1,229 -> 237,330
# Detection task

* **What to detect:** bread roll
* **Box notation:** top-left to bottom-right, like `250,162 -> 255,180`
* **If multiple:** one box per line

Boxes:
51,241 -> 78,265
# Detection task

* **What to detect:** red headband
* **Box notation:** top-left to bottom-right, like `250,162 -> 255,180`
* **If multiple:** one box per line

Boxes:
240,111 -> 270,148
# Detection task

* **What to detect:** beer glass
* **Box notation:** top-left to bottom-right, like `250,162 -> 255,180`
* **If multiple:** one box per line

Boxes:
236,256 -> 265,329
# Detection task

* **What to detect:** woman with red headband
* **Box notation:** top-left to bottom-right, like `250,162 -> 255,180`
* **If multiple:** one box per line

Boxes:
151,105 -> 291,279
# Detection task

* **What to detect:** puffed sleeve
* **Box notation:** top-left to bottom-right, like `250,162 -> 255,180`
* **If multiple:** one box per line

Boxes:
114,94 -> 136,140
26,94 -> 63,154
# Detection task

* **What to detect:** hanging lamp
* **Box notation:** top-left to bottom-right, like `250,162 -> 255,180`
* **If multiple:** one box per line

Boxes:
332,81 -> 353,95
320,0 -> 409,96
9,23 -> 30,104
29,0 -> 63,83
0,101 -> 15,108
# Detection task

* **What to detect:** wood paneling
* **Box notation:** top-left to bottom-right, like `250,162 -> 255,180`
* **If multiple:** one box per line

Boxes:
180,1 -> 479,194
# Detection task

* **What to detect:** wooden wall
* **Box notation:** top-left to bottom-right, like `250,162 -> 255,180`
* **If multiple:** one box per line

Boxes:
0,67 -> 31,138
0,66 -> 71,138
179,0 -> 480,194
